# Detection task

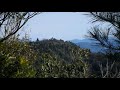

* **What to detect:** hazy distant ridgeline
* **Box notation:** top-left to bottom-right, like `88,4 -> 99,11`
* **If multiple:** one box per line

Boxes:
69,38 -> 118,53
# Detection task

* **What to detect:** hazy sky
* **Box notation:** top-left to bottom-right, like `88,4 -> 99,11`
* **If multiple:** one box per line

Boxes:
20,12 -> 94,41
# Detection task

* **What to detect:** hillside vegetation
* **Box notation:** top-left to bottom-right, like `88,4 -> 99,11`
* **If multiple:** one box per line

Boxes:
0,12 -> 120,78
30,38 -> 91,78
0,37 -> 120,78
0,38 -> 92,78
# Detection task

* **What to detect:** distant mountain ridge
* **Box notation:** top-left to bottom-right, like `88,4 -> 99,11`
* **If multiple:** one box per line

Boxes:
69,39 -> 92,43
69,38 -> 119,53
69,38 -> 103,53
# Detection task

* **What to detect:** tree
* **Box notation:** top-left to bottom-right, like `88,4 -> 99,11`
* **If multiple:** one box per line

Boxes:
36,38 -> 39,42
0,38 -> 37,78
0,12 -> 41,42
0,12 -> 40,78
87,12 -> 120,55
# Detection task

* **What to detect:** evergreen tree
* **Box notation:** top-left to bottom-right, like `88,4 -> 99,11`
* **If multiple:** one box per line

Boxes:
87,12 -> 120,61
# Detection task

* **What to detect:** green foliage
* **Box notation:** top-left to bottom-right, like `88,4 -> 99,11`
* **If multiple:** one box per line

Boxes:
86,12 -> 120,77
0,37 -> 91,78
0,39 -> 37,78
35,53 -> 90,78
31,38 -> 91,78
2,37 -> 117,78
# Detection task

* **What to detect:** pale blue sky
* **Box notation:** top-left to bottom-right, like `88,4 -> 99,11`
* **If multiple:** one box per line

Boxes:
20,12 -> 94,41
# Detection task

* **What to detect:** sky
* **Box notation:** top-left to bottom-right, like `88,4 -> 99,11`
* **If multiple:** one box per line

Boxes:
19,12 -> 94,41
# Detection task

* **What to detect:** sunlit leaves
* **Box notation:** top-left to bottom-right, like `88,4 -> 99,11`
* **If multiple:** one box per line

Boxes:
32,39 -> 91,78
0,38 -> 37,78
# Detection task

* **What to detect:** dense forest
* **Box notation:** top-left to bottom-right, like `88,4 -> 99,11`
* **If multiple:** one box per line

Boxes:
0,37 -> 119,78
30,38 -> 91,78
0,12 -> 120,78
0,37 -> 91,78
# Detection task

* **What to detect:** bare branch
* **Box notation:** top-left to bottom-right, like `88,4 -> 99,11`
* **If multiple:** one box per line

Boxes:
0,12 -> 41,42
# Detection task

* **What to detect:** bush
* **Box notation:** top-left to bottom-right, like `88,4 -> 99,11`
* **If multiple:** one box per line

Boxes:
0,40 -> 37,78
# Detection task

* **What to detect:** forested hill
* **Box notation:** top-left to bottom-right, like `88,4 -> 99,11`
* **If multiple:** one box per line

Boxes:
30,38 -> 90,63
0,38 -> 91,78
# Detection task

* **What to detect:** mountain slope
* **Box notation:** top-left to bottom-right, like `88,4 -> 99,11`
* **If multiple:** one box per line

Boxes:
76,42 -> 104,53
70,39 -> 92,43
70,39 -> 104,53
29,38 -> 91,78
30,38 -> 90,63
